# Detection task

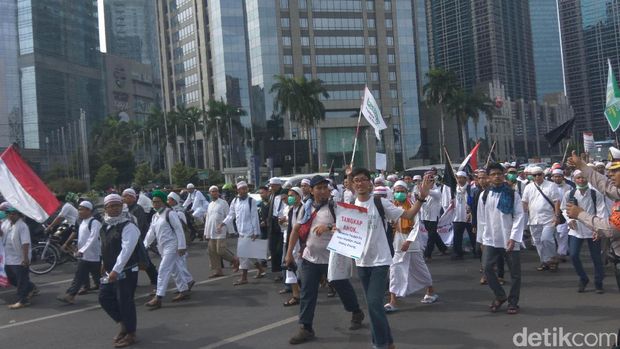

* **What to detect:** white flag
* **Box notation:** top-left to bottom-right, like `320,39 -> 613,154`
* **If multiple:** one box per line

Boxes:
583,132 -> 595,153
361,87 -> 387,140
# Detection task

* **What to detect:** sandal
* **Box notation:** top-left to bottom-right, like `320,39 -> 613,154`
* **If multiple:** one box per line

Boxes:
233,280 -> 248,286
254,271 -> 267,279
278,288 -> 292,294
549,262 -> 559,272
283,297 -> 300,307
489,298 -> 507,313
536,263 -> 550,271
208,273 -> 225,279
384,303 -> 399,313
507,305 -> 520,315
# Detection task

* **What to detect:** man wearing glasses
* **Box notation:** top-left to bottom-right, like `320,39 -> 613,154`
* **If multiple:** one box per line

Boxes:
521,166 -> 561,272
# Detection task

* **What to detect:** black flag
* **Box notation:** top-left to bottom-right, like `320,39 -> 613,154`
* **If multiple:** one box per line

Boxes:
443,157 -> 457,199
544,117 -> 576,147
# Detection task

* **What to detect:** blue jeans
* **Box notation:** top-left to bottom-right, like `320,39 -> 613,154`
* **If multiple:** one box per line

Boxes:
299,260 -> 361,328
569,235 -> 604,288
5,265 -> 35,303
99,271 -> 138,333
358,266 -> 393,349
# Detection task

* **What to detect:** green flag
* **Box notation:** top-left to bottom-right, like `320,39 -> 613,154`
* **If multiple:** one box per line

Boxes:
605,59 -> 620,131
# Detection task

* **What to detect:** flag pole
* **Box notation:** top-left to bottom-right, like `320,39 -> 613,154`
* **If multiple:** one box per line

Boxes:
350,91 -> 365,168
561,141 -> 571,165
443,146 -> 455,171
485,140 -> 497,168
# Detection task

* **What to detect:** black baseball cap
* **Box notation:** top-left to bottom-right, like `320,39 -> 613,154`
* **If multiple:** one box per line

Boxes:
310,175 -> 329,187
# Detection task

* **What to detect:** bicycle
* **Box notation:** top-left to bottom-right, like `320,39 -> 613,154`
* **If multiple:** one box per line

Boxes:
29,224 -> 77,275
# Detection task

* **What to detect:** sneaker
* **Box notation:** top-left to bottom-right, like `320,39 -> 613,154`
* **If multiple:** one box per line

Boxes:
8,301 -> 30,309
289,327 -> 315,345
421,294 -> 439,304
349,310 -> 365,330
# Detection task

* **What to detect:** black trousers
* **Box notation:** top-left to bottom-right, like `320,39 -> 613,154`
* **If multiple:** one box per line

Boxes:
5,265 -> 35,303
453,222 -> 476,257
269,217 -> 283,272
66,260 -> 101,296
424,220 -> 447,258
99,270 -> 138,334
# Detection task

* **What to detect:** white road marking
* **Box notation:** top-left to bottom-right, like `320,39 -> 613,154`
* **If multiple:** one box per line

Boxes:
200,316 -> 298,349
0,271 -> 251,330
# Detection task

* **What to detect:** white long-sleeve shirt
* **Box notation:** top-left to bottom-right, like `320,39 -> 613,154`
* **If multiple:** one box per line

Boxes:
183,190 -> 208,212
415,184 -> 443,221
223,196 -> 260,237
110,222 -> 140,274
204,198 -> 229,239
522,180 -> 560,225
144,208 -> 187,254
77,217 -> 101,262
453,185 -> 470,222
477,188 -> 525,249
561,188 -> 607,239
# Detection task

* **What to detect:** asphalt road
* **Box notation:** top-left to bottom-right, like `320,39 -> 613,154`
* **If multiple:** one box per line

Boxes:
1,240 -> 619,349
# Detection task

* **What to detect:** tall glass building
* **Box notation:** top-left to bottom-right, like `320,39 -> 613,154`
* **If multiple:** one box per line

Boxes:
529,0 -> 565,101
0,0 -> 21,148
559,0 -> 620,138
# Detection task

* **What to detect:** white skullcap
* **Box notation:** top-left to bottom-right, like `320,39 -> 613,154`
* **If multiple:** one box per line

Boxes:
374,177 -> 385,184
586,163 -> 595,168
289,187 -> 303,199
529,166 -> 543,175
552,169 -> 564,175
167,192 -> 181,204
269,177 -> 282,186
301,178 -> 311,186
543,168 -> 551,175
122,188 -> 137,198
594,161 -> 605,167
387,174 -> 398,182
236,181 -> 248,189
373,186 -> 388,195
209,185 -> 219,192
573,170 -> 583,178
413,175 -> 422,180
104,194 -> 123,206
393,180 -> 408,189
0,202 -> 11,211
186,183 -> 195,189
456,171 -> 468,177
78,201 -> 93,210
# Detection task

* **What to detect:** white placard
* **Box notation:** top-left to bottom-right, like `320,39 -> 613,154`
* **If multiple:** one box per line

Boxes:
327,251 -> 353,281
327,202 -> 369,260
376,153 -> 387,171
237,237 -> 268,259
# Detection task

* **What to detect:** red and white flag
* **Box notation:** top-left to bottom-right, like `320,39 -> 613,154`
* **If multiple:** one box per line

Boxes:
0,145 -> 60,222
458,142 -> 481,172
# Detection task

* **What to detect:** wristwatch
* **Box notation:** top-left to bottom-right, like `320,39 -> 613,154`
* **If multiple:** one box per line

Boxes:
327,223 -> 333,230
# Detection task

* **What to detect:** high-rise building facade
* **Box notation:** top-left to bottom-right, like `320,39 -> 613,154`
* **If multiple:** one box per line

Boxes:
1,0 -> 104,171
529,0 -> 565,101
559,0 -> 620,138
0,0 -> 21,148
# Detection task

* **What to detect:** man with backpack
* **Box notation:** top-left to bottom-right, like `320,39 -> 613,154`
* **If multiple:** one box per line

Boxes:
284,175 -> 364,345
561,170 -> 607,293
452,171 -> 475,260
552,169 -> 575,261
477,163 -> 525,315
349,168 -> 435,349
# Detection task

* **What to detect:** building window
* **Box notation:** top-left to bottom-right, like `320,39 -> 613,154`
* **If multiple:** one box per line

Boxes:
300,18 -> 308,27
280,0 -> 288,9
281,17 -> 289,27
299,0 -> 307,9
368,36 -> 376,46
283,55 -> 293,65
390,89 -> 398,98
388,71 -> 396,81
302,55 -> 311,65
386,36 -> 394,46
366,0 -> 374,11
371,72 -> 379,81
388,54 -> 395,63
385,19 -> 392,28
391,106 -> 399,117
301,36 -> 309,46
367,18 -> 375,28
385,0 -> 392,11
282,36 -> 291,46
369,54 -> 378,64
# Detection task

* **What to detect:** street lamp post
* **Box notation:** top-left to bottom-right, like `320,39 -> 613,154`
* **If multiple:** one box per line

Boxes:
216,116 -> 224,171
228,115 -> 233,168
292,129 -> 297,174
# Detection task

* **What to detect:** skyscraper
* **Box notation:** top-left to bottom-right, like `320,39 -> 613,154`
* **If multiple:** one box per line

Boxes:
1,0 -> 104,172
0,0 -> 20,148
559,0 -> 620,138
529,0 -> 565,101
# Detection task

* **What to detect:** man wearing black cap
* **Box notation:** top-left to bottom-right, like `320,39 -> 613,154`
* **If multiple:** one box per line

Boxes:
285,175 -> 364,345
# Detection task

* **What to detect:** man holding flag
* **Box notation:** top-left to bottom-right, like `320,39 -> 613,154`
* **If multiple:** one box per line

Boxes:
605,59 -> 620,132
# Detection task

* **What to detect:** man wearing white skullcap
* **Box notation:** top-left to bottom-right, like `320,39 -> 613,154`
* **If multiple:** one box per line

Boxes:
57,201 -> 102,305
204,185 -> 239,277
219,180 -> 265,285
522,165 -> 562,271
452,171 -> 475,259
122,189 -> 159,290
300,178 -> 312,203
551,168 -> 573,260
267,177 -> 286,276
99,193 -> 141,346
166,192 -> 195,292
183,183 -> 209,223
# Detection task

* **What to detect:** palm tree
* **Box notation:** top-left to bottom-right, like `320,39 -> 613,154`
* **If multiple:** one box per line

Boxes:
147,107 -> 178,164
203,99 -> 246,169
270,75 -> 329,171
423,68 -> 458,160
171,105 -> 203,165
446,88 -> 494,157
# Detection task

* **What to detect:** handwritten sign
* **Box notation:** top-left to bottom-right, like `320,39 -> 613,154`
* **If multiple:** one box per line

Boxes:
237,236 -> 268,259
327,202 -> 369,260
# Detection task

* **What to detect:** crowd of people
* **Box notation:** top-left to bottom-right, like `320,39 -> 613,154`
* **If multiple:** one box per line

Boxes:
2,149 -> 620,348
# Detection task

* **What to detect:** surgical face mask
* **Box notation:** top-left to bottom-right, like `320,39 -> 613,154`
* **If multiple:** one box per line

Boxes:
394,192 -> 407,202
576,183 -> 588,190
287,196 -> 296,205
506,173 -> 517,182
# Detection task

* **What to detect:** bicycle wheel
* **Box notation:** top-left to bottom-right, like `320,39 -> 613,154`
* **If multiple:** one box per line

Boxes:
30,244 -> 59,275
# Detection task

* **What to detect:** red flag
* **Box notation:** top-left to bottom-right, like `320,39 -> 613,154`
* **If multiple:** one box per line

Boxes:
0,145 -> 60,222
458,142 -> 481,172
